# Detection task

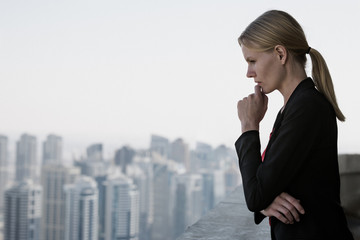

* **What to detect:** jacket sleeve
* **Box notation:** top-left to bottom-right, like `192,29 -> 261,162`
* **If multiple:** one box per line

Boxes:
235,95 -> 323,212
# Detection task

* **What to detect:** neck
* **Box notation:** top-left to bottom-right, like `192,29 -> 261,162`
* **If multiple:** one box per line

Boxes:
278,63 -> 307,107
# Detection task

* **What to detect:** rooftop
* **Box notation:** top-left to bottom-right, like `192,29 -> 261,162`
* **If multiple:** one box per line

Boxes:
178,186 -> 360,240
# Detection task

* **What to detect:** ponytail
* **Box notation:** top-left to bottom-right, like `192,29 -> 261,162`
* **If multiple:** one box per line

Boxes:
308,48 -> 345,121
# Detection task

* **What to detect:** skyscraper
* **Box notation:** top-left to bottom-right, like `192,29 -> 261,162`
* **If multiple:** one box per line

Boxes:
64,176 -> 98,240
4,180 -> 42,240
114,145 -> 135,174
150,152 -> 182,240
0,135 -> 9,211
150,135 -> 169,158
86,143 -> 103,162
172,173 -> 203,239
127,162 -> 153,240
200,169 -> 226,215
103,173 -> 139,240
16,134 -> 37,182
41,164 -> 81,240
170,138 -> 190,171
42,134 -> 63,165
195,142 -> 214,170
94,174 -> 108,240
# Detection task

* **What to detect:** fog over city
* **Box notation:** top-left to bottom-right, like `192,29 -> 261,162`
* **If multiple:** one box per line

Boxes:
1,0 -> 360,158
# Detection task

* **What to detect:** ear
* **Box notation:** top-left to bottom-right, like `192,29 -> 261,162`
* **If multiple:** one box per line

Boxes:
274,45 -> 287,64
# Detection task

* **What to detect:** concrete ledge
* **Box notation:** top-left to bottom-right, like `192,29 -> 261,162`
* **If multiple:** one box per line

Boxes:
177,185 -> 360,240
177,186 -> 270,240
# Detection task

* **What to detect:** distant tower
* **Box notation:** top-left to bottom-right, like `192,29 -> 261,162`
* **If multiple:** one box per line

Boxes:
41,164 -> 81,240
224,162 -> 241,195
173,174 -> 203,239
86,143 -> 103,162
114,146 -> 135,173
4,180 -> 42,240
0,135 -> 9,211
193,142 -> 214,170
16,134 -> 37,182
103,174 -> 139,240
127,163 -> 153,240
170,138 -> 190,170
200,170 -> 226,215
151,157 -> 177,240
75,143 -> 107,177
42,134 -> 63,165
94,175 -> 108,240
150,135 -> 169,158
64,176 -> 98,240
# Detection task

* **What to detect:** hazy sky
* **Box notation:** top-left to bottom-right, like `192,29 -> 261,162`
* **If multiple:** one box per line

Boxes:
1,0 -> 359,158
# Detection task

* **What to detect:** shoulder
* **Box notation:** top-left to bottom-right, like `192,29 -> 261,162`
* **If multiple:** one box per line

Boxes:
284,80 -> 335,120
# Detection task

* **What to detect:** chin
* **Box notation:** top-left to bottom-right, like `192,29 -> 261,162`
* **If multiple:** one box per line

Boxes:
262,88 -> 274,95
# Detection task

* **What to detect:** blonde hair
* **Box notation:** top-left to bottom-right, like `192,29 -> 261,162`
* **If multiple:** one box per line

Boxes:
239,10 -> 345,121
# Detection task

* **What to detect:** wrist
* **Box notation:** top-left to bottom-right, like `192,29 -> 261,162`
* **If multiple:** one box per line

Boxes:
241,122 -> 259,133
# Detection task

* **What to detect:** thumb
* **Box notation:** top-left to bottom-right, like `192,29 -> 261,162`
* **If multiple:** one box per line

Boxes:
254,85 -> 262,96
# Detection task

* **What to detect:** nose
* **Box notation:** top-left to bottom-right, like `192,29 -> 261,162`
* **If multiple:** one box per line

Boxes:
246,66 -> 255,78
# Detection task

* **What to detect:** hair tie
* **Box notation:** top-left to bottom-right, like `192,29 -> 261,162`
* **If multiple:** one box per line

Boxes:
306,47 -> 311,54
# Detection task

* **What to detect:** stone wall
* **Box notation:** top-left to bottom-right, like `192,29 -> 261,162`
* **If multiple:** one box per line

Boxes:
339,154 -> 360,218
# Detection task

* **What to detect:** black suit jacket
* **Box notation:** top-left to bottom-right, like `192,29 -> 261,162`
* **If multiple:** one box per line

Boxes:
235,78 -> 353,239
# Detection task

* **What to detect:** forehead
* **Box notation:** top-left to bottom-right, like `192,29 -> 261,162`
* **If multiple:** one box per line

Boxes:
241,45 -> 272,61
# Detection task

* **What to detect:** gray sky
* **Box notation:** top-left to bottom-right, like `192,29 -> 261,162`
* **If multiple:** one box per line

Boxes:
1,0 -> 359,158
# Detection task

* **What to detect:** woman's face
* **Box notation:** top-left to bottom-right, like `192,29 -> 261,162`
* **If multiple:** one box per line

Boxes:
241,45 -> 284,94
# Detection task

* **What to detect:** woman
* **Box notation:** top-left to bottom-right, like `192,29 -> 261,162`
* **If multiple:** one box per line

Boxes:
235,10 -> 354,239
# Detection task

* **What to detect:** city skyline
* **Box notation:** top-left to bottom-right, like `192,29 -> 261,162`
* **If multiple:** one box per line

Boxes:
0,129 -> 240,240
0,132 -> 234,166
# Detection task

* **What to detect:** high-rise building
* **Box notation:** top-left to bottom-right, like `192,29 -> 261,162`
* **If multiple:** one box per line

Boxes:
75,160 -> 109,178
64,176 -> 98,240
127,162 -> 153,240
172,174 -> 203,239
200,169 -> 226,215
170,138 -> 190,171
224,162 -> 241,196
195,142 -> 214,170
94,174 -> 108,240
151,151 -> 182,240
150,135 -> 169,158
102,173 -> 139,240
86,143 -> 103,162
0,135 -> 9,211
114,146 -> 135,174
41,164 -> 81,240
4,180 -> 42,240
42,134 -> 63,165
16,134 -> 37,182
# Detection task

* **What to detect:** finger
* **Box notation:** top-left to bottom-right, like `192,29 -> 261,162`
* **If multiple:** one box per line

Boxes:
280,200 -> 300,222
276,204 -> 295,223
254,85 -> 262,96
281,193 -> 305,214
268,205 -> 293,224
271,210 -> 290,224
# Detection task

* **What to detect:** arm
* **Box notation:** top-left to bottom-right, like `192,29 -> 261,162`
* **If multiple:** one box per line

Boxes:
236,91 -> 322,212
260,192 -> 305,224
